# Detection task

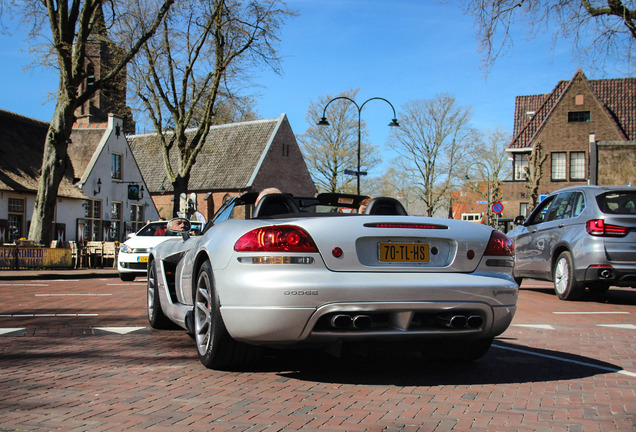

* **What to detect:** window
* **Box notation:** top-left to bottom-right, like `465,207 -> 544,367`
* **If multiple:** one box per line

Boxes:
110,201 -> 122,241
461,213 -> 481,222
519,203 -> 530,217
513,153 -> 529,181
527,195 -> 556,225
568,111 -> 590,122
570,152 -> 586,180
111,153 -> 122,180
130,204 -> 145,233
546,193 -> 574,222
83,199 -> 102,241
551,153 -> 567,181
7,198 -> 25,242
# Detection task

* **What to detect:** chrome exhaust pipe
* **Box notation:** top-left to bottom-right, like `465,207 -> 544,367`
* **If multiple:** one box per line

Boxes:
439,314 -> 468,329
467,315 -> 483,328
352,315 -> 372,329
600,269 -> 612,279
449,315 -> 467,329
330,314 -> 353,329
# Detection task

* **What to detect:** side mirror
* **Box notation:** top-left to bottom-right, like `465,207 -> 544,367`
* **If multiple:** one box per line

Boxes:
166,217 -> 191,233
514,215 -> 525,226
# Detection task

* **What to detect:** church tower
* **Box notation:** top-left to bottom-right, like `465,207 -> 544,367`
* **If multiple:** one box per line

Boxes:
75,6 -> 135,134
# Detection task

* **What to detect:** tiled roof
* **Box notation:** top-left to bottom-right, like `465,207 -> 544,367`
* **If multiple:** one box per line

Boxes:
68,128 -> 105,184
509,70 -> 636,150
0,109 -> 87,199
129,116 -> 283,193
509,80 -> 569,149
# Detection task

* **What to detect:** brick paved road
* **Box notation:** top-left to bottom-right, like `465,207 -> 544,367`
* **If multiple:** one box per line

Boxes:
0,274 -> 634,431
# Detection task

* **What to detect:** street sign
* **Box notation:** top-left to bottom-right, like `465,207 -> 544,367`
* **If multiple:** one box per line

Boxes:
476,200 -> 487,204
492,202 -> 504,214
344,169 -> 367,177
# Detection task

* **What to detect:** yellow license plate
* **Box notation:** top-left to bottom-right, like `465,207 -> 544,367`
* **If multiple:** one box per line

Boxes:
138,256 -> 149,263
379,243 -> 429,263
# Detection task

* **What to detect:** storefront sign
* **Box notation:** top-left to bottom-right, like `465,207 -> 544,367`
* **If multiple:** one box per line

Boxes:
0,247 -> 72,269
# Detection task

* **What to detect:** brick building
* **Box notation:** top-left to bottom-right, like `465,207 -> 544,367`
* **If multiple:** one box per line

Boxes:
502,69 -> 635,221
128,114 -> 316,221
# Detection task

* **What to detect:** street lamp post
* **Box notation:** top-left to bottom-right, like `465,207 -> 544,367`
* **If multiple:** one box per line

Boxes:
317,96 -> 400,196
465,161 -> 493,226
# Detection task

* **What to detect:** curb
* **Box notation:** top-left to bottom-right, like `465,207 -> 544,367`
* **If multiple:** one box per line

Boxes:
0,269 -> 120,281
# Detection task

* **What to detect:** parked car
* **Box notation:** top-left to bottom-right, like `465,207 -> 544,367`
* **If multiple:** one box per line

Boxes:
146,192 -> 518,370
508,185 -> 636,300
117,220 -> 203,281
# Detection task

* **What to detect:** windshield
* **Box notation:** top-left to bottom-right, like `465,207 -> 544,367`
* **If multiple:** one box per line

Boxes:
136,222 -> 168,236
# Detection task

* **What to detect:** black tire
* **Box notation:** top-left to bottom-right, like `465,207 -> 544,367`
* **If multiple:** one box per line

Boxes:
553,251 -> 584,300
421,337 -> 493,362
194,261 -> 260,370
147,260 -> 176,329
120,273 -> 135,282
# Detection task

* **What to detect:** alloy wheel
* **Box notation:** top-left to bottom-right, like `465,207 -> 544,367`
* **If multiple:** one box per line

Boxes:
194,271 -> 212,356
554,257 -> 569,295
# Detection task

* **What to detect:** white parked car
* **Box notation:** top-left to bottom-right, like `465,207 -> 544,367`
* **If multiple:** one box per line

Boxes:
117,220 -> 203,281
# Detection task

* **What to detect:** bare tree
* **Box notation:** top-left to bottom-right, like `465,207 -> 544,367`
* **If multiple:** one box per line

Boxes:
390,95 -> 473,217
297,89 -> 380,194
4,0 -> 175,245
128,0 -> 294,216
461,0 -> 636,73
464,127 -> 512,226
524,142 -> 549,209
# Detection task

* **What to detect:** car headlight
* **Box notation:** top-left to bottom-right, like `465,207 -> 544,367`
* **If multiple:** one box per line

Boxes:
120,244 -> 132,254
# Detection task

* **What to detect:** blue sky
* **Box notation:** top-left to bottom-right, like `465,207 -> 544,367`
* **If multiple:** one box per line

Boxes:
0,0 -> 629,176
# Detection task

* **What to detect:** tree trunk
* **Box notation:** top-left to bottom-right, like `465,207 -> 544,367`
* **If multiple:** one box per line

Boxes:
171,174 -> 191,218
28,101 -> 77,245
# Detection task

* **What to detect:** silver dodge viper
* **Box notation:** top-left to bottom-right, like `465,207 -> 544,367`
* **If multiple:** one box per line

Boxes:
147,192 -> 518,370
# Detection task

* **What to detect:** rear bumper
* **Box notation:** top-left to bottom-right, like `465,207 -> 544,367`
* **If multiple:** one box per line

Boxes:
215,268 -> 518,344
583,263 -> 636,287
221,302 -> 516,345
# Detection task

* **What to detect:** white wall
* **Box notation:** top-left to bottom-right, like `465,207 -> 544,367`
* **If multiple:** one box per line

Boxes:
81,115 -> 159,236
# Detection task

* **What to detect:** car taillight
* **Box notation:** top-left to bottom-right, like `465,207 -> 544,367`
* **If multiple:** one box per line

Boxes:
585,219 -> 628,237
234,225 -> 318,252
484,230 -> 514,256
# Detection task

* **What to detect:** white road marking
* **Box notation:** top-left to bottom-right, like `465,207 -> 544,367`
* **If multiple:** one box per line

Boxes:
553,311 -> 629,315
0,328 -> 26,335
35,293 -> 112,297
0,313 -> 98,318
597,324 -> 636,330
513,324 -> 556,330
493,344 -> 636,378
92,327 -> 148,334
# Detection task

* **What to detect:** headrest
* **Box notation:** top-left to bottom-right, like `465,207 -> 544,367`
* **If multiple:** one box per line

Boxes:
364,197 -> 408,215
253,193 -> 299,218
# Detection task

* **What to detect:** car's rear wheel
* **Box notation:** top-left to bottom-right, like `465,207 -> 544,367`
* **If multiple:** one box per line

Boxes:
194,261 -> 260,370
120,273 -> 135,282
421,337 -> 493,362
553,251 -> 584,300
147,260 -> 175,329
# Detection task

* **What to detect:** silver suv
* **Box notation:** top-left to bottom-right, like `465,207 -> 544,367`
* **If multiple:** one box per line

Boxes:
508,185 -> 636,300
